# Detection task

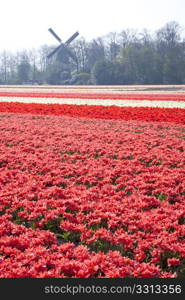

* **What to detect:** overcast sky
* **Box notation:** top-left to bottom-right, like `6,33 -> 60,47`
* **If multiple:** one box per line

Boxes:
0,0 -> 185,52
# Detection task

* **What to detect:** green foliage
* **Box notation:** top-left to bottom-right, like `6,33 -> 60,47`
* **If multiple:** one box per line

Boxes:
159,251 -> 185,277
155,193 -> 167,202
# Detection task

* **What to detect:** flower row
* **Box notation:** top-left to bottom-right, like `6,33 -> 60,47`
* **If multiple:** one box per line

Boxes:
0,91 -> 185,101
0,102 -> 185,124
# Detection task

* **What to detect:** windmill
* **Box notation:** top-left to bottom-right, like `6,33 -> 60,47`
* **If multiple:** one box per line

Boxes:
47,28 -> 79,63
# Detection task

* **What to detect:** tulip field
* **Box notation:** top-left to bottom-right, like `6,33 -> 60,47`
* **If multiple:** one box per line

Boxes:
0,85 -> 185,278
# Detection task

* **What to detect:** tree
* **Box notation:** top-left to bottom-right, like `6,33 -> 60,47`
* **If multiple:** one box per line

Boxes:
92,60 -> 116,85
105,32 -> 121,61
156,22 -> 183,83
86,38 -> 105,72
17,51 -> 31,83
0,51 -> 8,83
45,60 -> 63,84
119,28 -> 139,48
72,38 -> 88,73
157,21 -> 181,48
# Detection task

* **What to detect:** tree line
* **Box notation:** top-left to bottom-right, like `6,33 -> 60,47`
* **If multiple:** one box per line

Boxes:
0,21 -> 185,85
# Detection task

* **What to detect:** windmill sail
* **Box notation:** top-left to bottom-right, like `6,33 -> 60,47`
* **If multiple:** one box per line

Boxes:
65,31 -> 79,45
48,28 -> 62,43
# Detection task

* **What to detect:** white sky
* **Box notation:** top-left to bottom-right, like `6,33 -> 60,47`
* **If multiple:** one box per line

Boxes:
0,0 -> 185,52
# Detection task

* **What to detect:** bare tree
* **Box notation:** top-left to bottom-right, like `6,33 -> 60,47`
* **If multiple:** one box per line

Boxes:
73,38 -> 88,72
119,28 -> 139,48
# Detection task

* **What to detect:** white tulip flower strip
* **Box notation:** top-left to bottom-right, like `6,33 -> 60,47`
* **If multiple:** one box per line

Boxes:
0,96 -> 185,109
